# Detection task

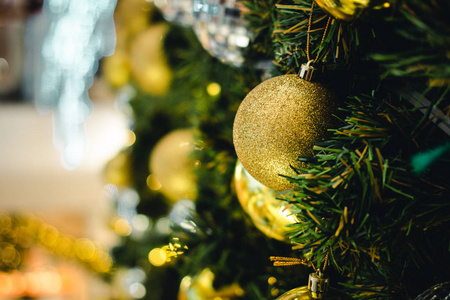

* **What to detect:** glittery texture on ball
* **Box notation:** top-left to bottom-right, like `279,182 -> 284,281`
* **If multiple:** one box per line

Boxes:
233,75 -> 339,191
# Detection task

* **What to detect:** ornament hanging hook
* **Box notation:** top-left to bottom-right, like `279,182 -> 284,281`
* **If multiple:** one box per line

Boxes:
299,60 -> 315,81
308,270 -> 330,299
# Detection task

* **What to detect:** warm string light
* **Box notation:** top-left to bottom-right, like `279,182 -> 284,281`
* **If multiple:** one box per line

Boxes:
0,213 -> 113,274
206,82 -> 221,96
148,237 -> 188,267
0,269 -> 68,298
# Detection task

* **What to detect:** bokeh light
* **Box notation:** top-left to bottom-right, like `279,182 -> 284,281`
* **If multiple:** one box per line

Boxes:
146,174 -> 162,191
75,238 -> 96,262
125,130 -> 137,146
206,82 -> 221,96
114,217 -> 132,236
129,282 -> 146,298
148,248 -> 167,267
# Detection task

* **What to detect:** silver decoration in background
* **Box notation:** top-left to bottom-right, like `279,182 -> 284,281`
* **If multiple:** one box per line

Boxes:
192,0 -> 252,67
36,0 -> 117,169
169,199 -> 197,233
104,184 -> 152,239
153,0 -> 194,26
116,267 -> 147,299
116,188 -> 140,225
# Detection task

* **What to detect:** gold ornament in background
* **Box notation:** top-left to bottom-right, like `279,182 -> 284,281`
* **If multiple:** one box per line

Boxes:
103,0 -> 153,89
102,50 -> 131,88
149,129 -> 198,203
314,0 -> 392,22
103,149 -> 132,187
276,272 -> 353,300
178,268 -> 245,300
233,75 -> 339,191
130,23 -> 173,95
234,161 -> 297,242
103,4 -> 173,94
114,0 -> 153,37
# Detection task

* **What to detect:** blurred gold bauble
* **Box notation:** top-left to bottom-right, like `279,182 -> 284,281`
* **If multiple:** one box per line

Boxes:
130,23 -> 168,64
114,0 -> 153,36
234,161 -> 297,242
102,50 -> 131,88
149,129 -> 198,203
178,269 -> 245,300
130,23 -> 173,95
233,75 -> 339,191
314,0 -> 392,22
103,149 -> 132,187
134,62 -> 173,95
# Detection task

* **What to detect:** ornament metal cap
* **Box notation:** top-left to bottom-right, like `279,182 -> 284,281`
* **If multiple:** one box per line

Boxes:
308,271 -> 330,299
299,61 -> 315,81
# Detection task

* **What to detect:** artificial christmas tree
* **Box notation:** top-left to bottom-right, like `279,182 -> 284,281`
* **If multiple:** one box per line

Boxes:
104,0 -> 450,299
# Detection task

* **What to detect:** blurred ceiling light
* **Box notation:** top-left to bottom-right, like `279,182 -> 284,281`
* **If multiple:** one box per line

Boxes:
36,0 -> 118,169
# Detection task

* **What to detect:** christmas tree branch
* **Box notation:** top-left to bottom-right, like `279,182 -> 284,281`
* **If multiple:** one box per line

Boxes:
282,91 -> 450,298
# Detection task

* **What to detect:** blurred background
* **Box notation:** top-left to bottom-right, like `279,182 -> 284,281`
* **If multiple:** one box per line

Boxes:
0,0 -> 135,298
1,0 -> 249,298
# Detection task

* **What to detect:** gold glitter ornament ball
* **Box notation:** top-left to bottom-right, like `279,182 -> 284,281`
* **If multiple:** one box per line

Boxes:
233,75 -> 339,191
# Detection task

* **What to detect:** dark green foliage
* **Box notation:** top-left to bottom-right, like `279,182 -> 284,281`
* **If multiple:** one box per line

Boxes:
282,91 -> 450,298
111,225 -> 181,300
242,0 -> 278,57
372,0 -> 450,80
271,0 -> 361,75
